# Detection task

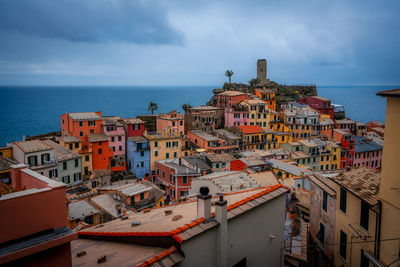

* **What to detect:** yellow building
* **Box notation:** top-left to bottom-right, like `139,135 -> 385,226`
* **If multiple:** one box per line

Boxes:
59,136 -> 93,179
325,141 -> 341,170
264,130 -> 278,150
376,89 -> 400,265
238,99 -> 270,128
145,129 -> 182,172
329,168 -> 380,267
0,146 -> 13,159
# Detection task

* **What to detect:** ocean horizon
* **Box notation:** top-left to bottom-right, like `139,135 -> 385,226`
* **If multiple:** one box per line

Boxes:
0,85 -> 395,147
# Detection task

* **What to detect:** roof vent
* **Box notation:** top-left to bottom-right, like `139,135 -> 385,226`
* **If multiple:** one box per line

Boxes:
98,255 -> 107,264
172,215 -> 183,221
165,210 -> 173,216
76,251 -> 86,257
131,221 -> 141,227
95,224 -> 104,228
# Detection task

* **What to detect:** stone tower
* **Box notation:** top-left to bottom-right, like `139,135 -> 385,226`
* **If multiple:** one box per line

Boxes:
257,59 -> 267,84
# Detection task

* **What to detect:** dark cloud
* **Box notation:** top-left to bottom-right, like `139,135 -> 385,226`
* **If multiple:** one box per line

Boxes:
0,0 -> 184,45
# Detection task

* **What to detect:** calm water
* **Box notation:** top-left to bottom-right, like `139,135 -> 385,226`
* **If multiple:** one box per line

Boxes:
0,85 -> 395,146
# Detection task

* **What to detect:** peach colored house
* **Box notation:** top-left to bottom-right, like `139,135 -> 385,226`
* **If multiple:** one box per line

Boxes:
157,110 -> 184,135
0,164 -> 77,266
188,130 -> 239,153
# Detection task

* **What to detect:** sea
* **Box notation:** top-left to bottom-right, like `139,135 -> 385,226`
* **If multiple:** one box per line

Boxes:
0,85 -> 395,147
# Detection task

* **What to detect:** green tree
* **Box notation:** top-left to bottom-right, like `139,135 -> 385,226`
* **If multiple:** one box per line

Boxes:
248,78 -> 260,94
181,103 -> 192,112
225,70 -> 234,88
148,101 -> 158,115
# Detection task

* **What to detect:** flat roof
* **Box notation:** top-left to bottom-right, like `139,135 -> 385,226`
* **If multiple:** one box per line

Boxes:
101,182 -> 152,197
128,136 -> 148,143
68,112 -> 101,121
60,136 -> 81,143
121,118 -> 145,124
69,200 -> 101,220
14,140 -> 53,153
190,130 -> 220,142
102,116 -> 123,126
205,153 -> 236,163
267,159 -> 313,176
215,129 -> 241,140
193,171 -> 260,193
90,193 -> 119,219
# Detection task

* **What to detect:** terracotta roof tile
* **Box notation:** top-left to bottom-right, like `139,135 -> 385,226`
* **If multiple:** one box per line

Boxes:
239,125 -> 264,134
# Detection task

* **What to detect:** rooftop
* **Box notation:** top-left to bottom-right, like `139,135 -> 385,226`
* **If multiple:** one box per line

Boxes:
333,129 -> 351,136
190,105 -> 222,111
239,156 -> 266,167
101,182 -> 152,197
71,240 -> 182,267
79,185 -> 287,235
267,159 -> 313,176
248,172 -> 279,187
217,90 -> 247,96
158,159 -> 200,176
43,140 -> 81,162
68,199 -> 101,221
376,88 -> 400,97
193,171 -> 260,193
334,167 -> 380,205
353,136 -> 383,153
307,173 -> 336,196
205,153 -> 236,163
88,133 -> 109,143
336,118 -> 355,124
239,125 -> 264,134
13,140 -> 53,153
121,118 -> 145,124
298,140 -> 318,147
239,99 -> 266,105
90,193 -> 119,218
128,136 -> 148,143
189,130 -> 220,142
290,151 -> 310,159
256,88 -> 274,94
215,129 -> 242,140
183,156 -> 211,171
0,156 -> 17,172
102,116 -> 123,126
59,136 -> 81,143
68,112 -> 101,121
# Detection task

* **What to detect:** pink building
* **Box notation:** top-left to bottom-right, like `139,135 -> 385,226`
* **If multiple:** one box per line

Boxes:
103,117 -> 126,170
0,164 -> 76,266
353,136 -> 383,169
224,106 -> 250,128
156,110 -> 184,135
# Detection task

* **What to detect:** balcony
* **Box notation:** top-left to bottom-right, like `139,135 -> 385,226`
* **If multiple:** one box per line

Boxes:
136,146 -> 150,152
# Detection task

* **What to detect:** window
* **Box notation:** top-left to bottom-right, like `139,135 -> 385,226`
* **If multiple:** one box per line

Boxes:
317,223 -> 325,245
140,151 -> 144,157
360,200 -> 370,230
75,142 -> 79,148
63,161 -> 67,170
79,121 -> 83,127
340,230 -> 347,259
69,144 -> 73,150
41,153 -> 50,164
180,121 -> 183,126
118,136 -> 122,142
90,129 -> 94,134
174,152 -> 177,158
180,190 -> 188,197
84,167 -> 89,175
111,136 -> 115,142
88,120 -> 95,126
172,121 -> 175,127
166,153 -> 169,158
162,171 -> 165,178
141,161 -> 144,167
85,155 -> 90,161
216,163 -> 220,168
155,151 -> 158,157
154,141 -> 158,147
98,149 -> 102,154
119,146 -> 122,151
79,131 -> 83,137
140,192 -> 145,200
75,159 -> 79,167
322,191 -> 327,212
182,176 -> 187,184
49,169 -> 58,178
360,249 -> 369,267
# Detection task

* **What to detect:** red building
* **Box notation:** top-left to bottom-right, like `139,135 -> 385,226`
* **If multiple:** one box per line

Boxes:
332,129 -> 355,168
154,158 -> 202,200
216,91 -> 249,109
120,118 -> 145,137
0,164 -> 77,266
61,112 -> 103,139
297,96 -> 334,119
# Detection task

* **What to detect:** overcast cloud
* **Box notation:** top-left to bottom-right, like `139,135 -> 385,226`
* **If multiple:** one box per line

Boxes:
0,0 -> 399,86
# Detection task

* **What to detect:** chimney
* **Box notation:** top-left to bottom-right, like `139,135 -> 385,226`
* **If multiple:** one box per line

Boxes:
197,186 -> 211,220
215,194 -> 228,267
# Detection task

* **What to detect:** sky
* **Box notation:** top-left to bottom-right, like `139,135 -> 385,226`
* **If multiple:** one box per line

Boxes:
0,0 -> 399,86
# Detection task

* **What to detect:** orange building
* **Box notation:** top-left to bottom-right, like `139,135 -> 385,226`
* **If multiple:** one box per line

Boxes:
88,134 -> 113,171
157,110 -> 185,135
255,88 -> 276,110
216,91 -> 249,109
61,112 -> 103,139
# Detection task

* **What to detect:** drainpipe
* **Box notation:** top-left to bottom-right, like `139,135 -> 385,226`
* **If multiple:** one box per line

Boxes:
376,200 -> 382,258
215,195 -> 228,267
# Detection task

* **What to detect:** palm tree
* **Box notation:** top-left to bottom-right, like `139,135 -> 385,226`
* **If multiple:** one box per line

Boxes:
148,101 -> 158,115
181,103 -> 192,112
225,70 -> 234,89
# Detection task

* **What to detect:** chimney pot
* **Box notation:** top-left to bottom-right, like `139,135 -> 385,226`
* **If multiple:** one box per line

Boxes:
197,186 -> 211,220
